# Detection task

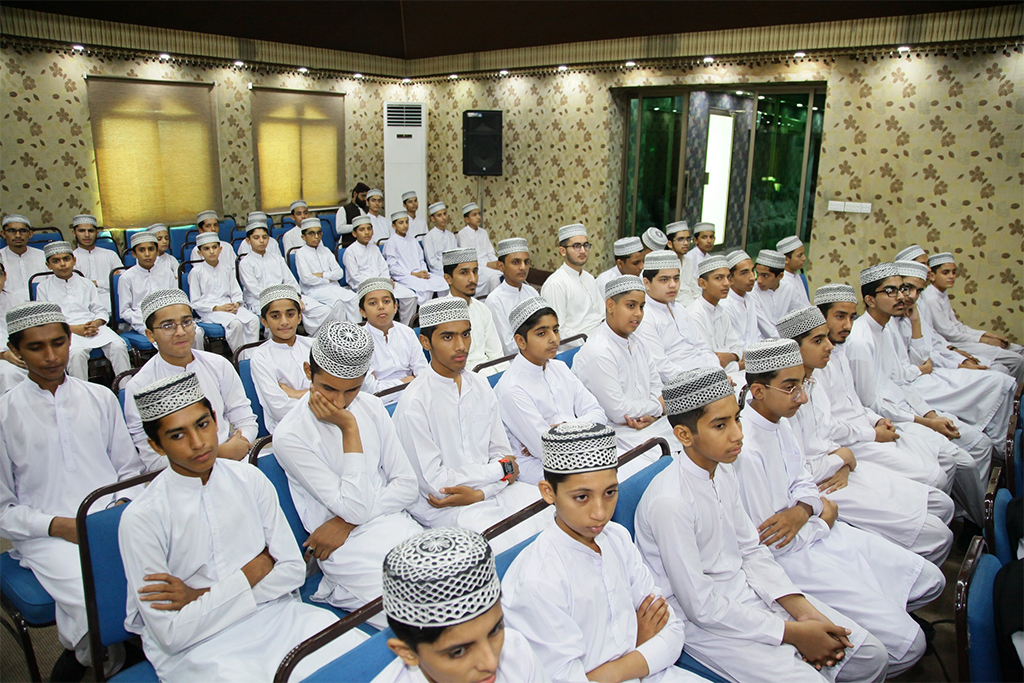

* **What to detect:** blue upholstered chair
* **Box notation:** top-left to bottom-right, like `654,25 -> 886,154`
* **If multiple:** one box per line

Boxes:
1,552 -> 56,682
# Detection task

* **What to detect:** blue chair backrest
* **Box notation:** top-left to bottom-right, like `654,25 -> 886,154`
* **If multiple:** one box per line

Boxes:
255,453 -> 307,549
611,456 -> 673,539
111,272 -> 124,324
82,504 -> 134,647
319,218 -> 336,253
385,401 -> 398,417
218,217 -> 237,243
118,388 -> 126,414
169,226 -> 193,260
487,370 -> 503,388
799,272 -> 809,296
319,213 -> 337,237
287,251 -> 300,282
304,627 -> 398,683
993,488 -> 1012,565
123,249 -> 138,268
967,552 -> 1003,682
494,533 -> 540,580
237,359 -> 269,438
96,234 -> 119,254
555,345 -> 581,369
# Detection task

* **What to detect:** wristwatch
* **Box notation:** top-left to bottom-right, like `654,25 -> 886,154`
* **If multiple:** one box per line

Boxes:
499,458 -> 515,481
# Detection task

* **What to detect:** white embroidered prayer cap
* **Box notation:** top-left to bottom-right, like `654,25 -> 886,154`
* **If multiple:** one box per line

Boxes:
775,306 -> 827,340
245,218 -> 269,235
893,260 -> 929,281
43,241 -> 73,259
461,202 -> 479,216
147,223 -> 169,234
557,223 -> 588,242
508,296 -> 552,334
896,244 -> 925,262
134,372 -> 206,423
357,277 -> 394,301
697,255 -> 730,278
755,249 -> 785,270
311,320 -> 374,379
744,338 -> 803,374
726,250 -> 752,268
813,283 -> 857,306
643,251 -> 681,272
776,235 -> 803,254
641,227 -> 668,251
428,202 -> 446,215
352,215 -> 373,228
130,232 -> 158,249
196,210 -> 218,225
692,221 -> 715,236
665,220 -> 689,236
289,200 -> 307,212
72,214 -> 97,227
928,252 -> 955,268
382,527 -> 501,629
367,189 -> 384,199
442,248 -> 477,267
401,191 -> 417,202
497,237 -> 529,258
259,284 -> 300,311
2,214 -> 30,228
195,233 -> 220,248
604,274 -> 644,300
541,421 -> 618,474
6,301 -> 66,336
248,211 -> 268,223
662,366 -> 733,416
613,236 -> 643,257
390,211 -> 409,223
141,289 -> 191,323
860,262 -> 898,287
300,218 -> 321,233
419,297 -> 470,328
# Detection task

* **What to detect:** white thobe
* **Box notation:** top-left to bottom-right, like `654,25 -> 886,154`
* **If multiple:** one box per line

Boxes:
540,264 -> 605,342
734,407 -> 940,672
0,290 -> 28,393
341,242 -> 418,324
249,336 -> 313,433
382,232 -> 449,303
683,248 -> 708,278
494,355 -> 607,484
0,377 -> 143,655
456,225 -> 502,296
747,283 -> 780,338
719,288 -> 762,349
0,246 -> 46,304
421,227 -> 457,276
188,260 -> 259,352
189,241 -> 236,275
774,271 -> 810,318
368,213 -> 393,244
675,256 -> 701,307
119,460 -> 366,683
36,273 -> 131,378
295,245 -> 360,322
124,350 -> 259,471
484,280 -> 539,355
502,520 -> 694,683
117,264 -> 177,333
237,236 -> 282,259
467,296 -> 506,374
634,456 -> 879,683
238,250 -> 337,335
408,215 -> 429,241
281,227 -> 304,256
155,252 -> 179,279
634,298 -> 722,383
571,322 -> 680,470
365,322 -> 428,403
687,297 -> 743,373
393,364 -> 545,553
594,265 -> 626,302
273,391 -> 423,621
73,246 -> 123,313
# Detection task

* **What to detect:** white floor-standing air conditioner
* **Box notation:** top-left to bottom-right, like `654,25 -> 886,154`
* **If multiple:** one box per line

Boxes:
383,102 -> 427,218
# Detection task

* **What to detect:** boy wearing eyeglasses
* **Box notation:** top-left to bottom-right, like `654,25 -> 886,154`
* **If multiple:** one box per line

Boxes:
539,223 -> 605,344
0,214 -> 46,305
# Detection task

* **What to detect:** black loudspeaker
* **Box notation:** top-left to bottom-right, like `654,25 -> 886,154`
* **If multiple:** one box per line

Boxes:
463,110 -> 503,176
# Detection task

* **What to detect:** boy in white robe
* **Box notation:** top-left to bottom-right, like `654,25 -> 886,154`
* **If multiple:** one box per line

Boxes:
276,200 -> 313,257
148,223 -> 181,278
774,236 -> 811,317
502,422 -> 697,682
456,202 -> 502,297
37,241 -> 131,379
343,215 -> 419,324
681,222 -> 714,284
718,250 -> 762,349
540,223 -> 605,342
1,302 -> 144,679
747,249 -> 785,337
442,248 -> 505,374
735,338 -> 942,676
120,372 -> 365,682
71,214 -> 122,312
0,214 -> 46,305
188,233 -> 259,353
273,321 -> 424,627
634,366 -> 889,683
666,221 -> 701,306
363,189 -> 391,244
189,210 -> 236,275
123,289 -> 258,470
376,527 -> 549,683
494,297 -> 607,484
595,236 -> 647,300
393,297 -> 544,553
249,285 -> 313,432
421,201 -> 458,277
777,305 -> 955,566
486,238 -> 539,355
295,218 -> 361,323
237,217 -> 283,261
401,190 -> 429,241
383,211 -> 449,305
688,255 -> 745,373
0,263 -> 29,392
359,277 -> 428,402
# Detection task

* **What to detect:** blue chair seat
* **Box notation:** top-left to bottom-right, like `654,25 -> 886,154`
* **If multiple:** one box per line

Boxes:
304,627 -> 397,683
966,552 -> 1002,682
196,321 -> 226,340
677,651 -> 728,683
555,345 -> 581,368
120,331 -> 154,351
993,487 -> 1012,565
0,552 -> 55,626
109,660 -> 159,682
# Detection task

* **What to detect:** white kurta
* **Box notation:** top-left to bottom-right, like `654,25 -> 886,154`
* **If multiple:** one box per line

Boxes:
540,263 -> 605,342
295,245 -> 360,322
502,520 -> 694,683
494,355 -> 607,483
368,213 -> 393,244
123,350 -> 259,471
116,263 -> 177,333
189,240 -> 236,275
456,225 -> 502,296
484,279 -> 539,355
408,215 -> 429,241
594,265 -> 626,302
467,296 -> 507,375
273,391 -> 423,618
719,288 -> 762,349
774,271 -> 810,318
0,376 -> 144,653
634,298 -> 722,383
682,248 -> 708,283
746,283 -> 780,339
687,297 -> 743,373
237,236 -> 282,259
341,242 -> 418,323
119,460 -> 366,683
73,245 -> 123,314
155,252 -> 179,279
675,256 -> 701,307
382,232 -> 449,303
188,260 -> 259,352
249,336 -> 313,433
0,246 -> 47,304
238,250 -> 337,335
365,322 -> 428,403
421,227 -> 458,276
0,289 -> 28,393
281,227 -> 305,256
393,364 -> 545,553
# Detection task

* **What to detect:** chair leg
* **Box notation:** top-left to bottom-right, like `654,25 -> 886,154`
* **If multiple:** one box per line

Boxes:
1,608 -> 43,682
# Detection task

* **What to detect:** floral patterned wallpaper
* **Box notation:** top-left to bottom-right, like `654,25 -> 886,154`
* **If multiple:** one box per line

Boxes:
1,45 -> 1020,336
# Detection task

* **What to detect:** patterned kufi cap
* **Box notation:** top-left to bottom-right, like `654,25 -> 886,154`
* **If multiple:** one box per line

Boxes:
357,276 -> 394,301
662,366 -> 733,416
195,232 -> 220,248
541,421 -> 618,474
755,249 -> 785,269
744,338 -> 803,374
613,236 -> 642,257
131,232 -> 158,249
665,220 -> 689,236
859,262 -> 897,287
604,275 -> 644,299
245,218 -> 269,235
311,320 -> 373,379
896,244 -> 925,262
928,252 -> 955,268
248,211 -> 268,222
391,211 -> 409,223
72,214 -> 97,227
428,201 -> 446,215
775,306 -> 827,340
289,200 -> 307,212
133,372 -> 206,422
6,302 -> 66,336
641,227 -> 668,251
776,235 -> 803,254
351,215 -> 372,227
43,241 -> 73,259
893,260 -> 929,280
382,527 -> 500,629
141,289 -> 191,323
300,218 -> 321,233
2,214 -> 30,228
813,283 -> 857,305
692,221 -> 715,235
419,297 -> 470,328
366,189 -> 384,199
196,210 -> 218,225
442,248 -> 477,267
461,202 -> 479,215
259,284 -> 300,311
497,237 -> 529,257
557,223 -> 588,242
508,296 -> 552,334
643,251 -> 680,272
401,191 -> 417,202
726,250 -> 752,268
147,223 -> 169,234
698,255 -> 730,277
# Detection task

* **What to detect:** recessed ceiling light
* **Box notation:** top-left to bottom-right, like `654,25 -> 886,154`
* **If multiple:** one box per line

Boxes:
298,67 -> 308,73
402,78 -> 412,83
449,74 -> 457,79
794,51 -> 806,58
72,44 -> 84,51
897,46 -> 911,53
353,73 -> 364,79
625,61 -> 636,67
703,56 -> 714,63
233,60 -> 244,67
557,65 -> 568,71
158,53 -> 170,60
653,107 -> 660,111
796,103 -> 804,107
499,69 -> 509,76
736,90 -> 744,95
812,106 -> 819,111
758,95 -> 765,100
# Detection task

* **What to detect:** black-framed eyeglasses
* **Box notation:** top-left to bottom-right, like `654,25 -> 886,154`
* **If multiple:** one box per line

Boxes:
3,228 -> 31,235
566,242 -> 592,251
304,230 -> 323,237
672,235 -> 693,244
155,318 -> 195,334
874,284 -> 913,297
